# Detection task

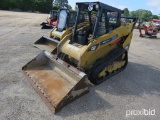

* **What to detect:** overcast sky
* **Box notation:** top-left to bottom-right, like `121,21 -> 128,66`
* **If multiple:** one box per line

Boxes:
68,0 -> 160,15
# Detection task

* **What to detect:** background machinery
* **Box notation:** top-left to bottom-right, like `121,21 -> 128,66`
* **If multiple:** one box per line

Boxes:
22,2 -> 137,113
40,10 -> 58,29
139,23 -> 158,38
152,19 -> 160,31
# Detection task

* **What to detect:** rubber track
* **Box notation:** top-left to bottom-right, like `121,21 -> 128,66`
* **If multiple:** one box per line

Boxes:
89,47 -> 128,84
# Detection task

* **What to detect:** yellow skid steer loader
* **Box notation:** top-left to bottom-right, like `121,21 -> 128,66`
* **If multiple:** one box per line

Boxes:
22,2 -> 137,113
34,9 -> 88,52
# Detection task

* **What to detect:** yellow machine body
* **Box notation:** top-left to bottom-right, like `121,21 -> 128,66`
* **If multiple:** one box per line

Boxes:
22,2 -> 137,113
58,22 -> 134,69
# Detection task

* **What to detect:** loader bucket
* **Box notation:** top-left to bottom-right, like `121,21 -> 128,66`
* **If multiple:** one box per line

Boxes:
40,22 -> 45,26
41,24 -> 54,29
22,51 -> 89,113
40,22 -> 54,29
34,36 -> 59,52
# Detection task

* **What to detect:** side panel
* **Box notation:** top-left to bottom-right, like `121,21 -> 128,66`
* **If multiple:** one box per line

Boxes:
79,24 -> 134,69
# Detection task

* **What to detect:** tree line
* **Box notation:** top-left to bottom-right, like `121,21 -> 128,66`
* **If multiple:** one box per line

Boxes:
0,0 -> 159,21
0,0 -> 71,13
123,8 -> 160,21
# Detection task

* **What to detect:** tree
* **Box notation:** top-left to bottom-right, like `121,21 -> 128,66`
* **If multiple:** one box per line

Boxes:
36,0 -> 52,13
152,15 -> 159,19
53,0 -> 68,8
67,4 -> 72,10
130,11 -> 136,17
130,9 -> 152,21
0,0 -> 10,10
141,10 -> 152,21
123,8 -> 129,16
53,5 -> 59,10
0,0 -> 70,13
74,5 -> 78,11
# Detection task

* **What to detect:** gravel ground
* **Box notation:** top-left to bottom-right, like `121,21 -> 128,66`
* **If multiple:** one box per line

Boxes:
0,10 -> 160,120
